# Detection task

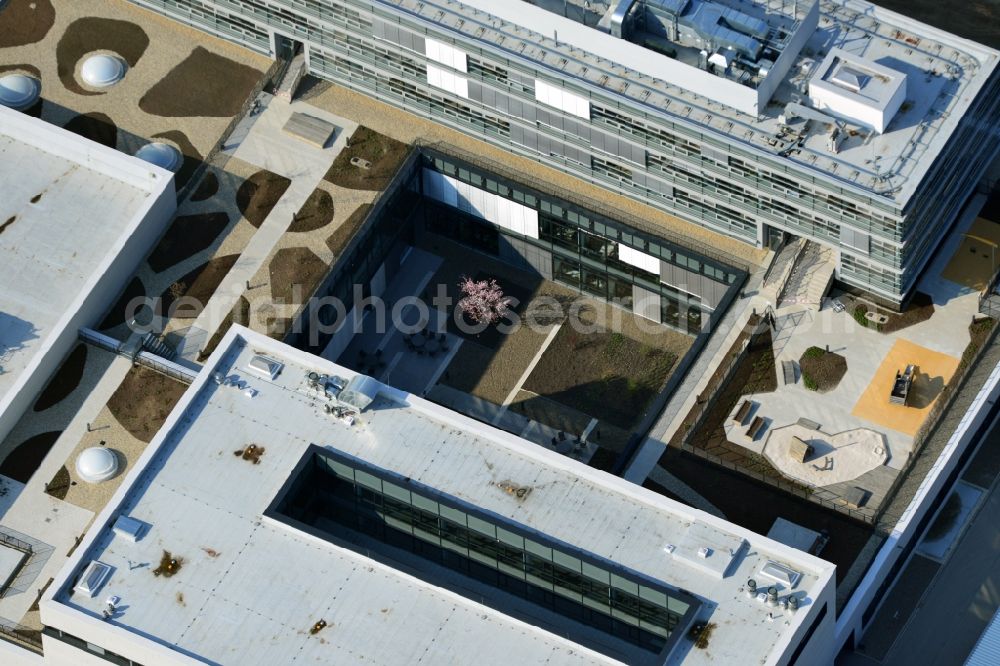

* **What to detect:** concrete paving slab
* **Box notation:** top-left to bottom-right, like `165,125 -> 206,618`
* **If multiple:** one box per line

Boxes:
762,423 -> 888,487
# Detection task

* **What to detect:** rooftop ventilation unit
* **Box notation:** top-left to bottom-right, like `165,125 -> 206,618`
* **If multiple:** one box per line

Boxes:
112,515 -> 146,543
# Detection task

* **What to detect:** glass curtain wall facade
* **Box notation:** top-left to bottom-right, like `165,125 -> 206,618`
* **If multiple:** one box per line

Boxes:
267,446 -> 702,663
420,152 -> 744,335
123,0 -> 1000,305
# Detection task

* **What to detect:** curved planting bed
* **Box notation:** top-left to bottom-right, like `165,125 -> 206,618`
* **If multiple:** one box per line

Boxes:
56,17 -> 149,96
236,170 -> 291,228
152,129 -> 202,189
289,189 -> 334,232
0,431 -> 61,483
63,112 -> 118,148
33,344 -> 88,412
158,254 -> 239,319
147,212 -> 230,273
108,366 -> 186,442
190,171 -> 220,202
139,46 -> 261,117
0,0 -> 55,48
99,276 -> 145,331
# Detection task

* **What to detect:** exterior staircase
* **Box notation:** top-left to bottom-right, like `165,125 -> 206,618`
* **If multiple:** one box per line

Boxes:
141,332 -> 177,360
274,52 -> 306,103
778,241 -> 836,310
760,237 -> 806,306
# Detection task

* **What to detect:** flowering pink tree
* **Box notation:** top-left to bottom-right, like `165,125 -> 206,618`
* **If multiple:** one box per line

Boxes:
458,276 -> 512,325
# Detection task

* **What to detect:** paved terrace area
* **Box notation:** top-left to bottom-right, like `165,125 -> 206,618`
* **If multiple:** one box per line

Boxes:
171,93 -> 356,361
44,327 -> 835,666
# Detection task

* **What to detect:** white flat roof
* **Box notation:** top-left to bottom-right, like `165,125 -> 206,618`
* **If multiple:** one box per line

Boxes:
44,326 -> 835,666
812,48 -> 907,110
386,0 -> 1000,205
0,106 -> 172,419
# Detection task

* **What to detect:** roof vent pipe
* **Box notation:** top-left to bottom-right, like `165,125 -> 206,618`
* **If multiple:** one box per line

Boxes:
767,586 -> 779,606
746,578 -> 757,598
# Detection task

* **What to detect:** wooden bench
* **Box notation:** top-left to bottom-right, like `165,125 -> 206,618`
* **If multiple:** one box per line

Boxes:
789,436 -> 813,463
733,399 -> 753,424
746,416 -> 766,440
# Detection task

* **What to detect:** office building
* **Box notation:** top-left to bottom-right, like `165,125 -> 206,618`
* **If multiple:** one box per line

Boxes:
38,326 -> 836,665
123,0 -> 1000,305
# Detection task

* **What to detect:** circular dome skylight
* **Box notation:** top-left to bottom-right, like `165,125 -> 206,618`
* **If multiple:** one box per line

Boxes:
0,74 -> 41,110
80,54 -> 126,88
76,447 -> 119,484
135,142 -> 182,172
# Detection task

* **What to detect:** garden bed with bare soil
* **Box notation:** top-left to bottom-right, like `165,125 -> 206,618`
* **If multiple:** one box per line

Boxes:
190,172 -> 219,202
323,126 -> 409,190
326,204 -> 372,256
0,431 -> 61,484
56,17 -> 149,96
674,328 -> 785,484
44,465 -> 71,500
290,189 -> 335,232
439,328 -> 546,407
236,170 -> 291,228
147,212 -> 231,273
799,346 -> 848,392
524,327 -> 677,430
159,254 -> 239,319
0,0 -> 55,48
268,247 -> 329,302
107,366 -> 187,442
198,296 -> 250,362
99,276 -> 145,331
139,46 -> 261,117
849,292 -> 935,334
62,112 -> 117,148
152,130 -> 202,190
33,344 -> 87,412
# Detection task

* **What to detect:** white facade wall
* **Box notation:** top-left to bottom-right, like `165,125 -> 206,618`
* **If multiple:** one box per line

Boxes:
617,243 -> 661,274
534,79 -> 591,120
809,83 -> 905,133
422,168 -> 540,239
0,639 -> 42,666
0,183 -> 174,448
0,107 -> 176,448
426,63 -> 469,98
424,37 -> 467,72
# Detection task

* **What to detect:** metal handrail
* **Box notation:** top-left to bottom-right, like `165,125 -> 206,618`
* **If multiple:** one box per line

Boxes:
0,621 -> 42,652
0,531 -> 31,555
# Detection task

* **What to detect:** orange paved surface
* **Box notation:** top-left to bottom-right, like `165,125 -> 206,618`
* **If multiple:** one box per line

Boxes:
941,217 -> 1000,290
852,339 -> 960,436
